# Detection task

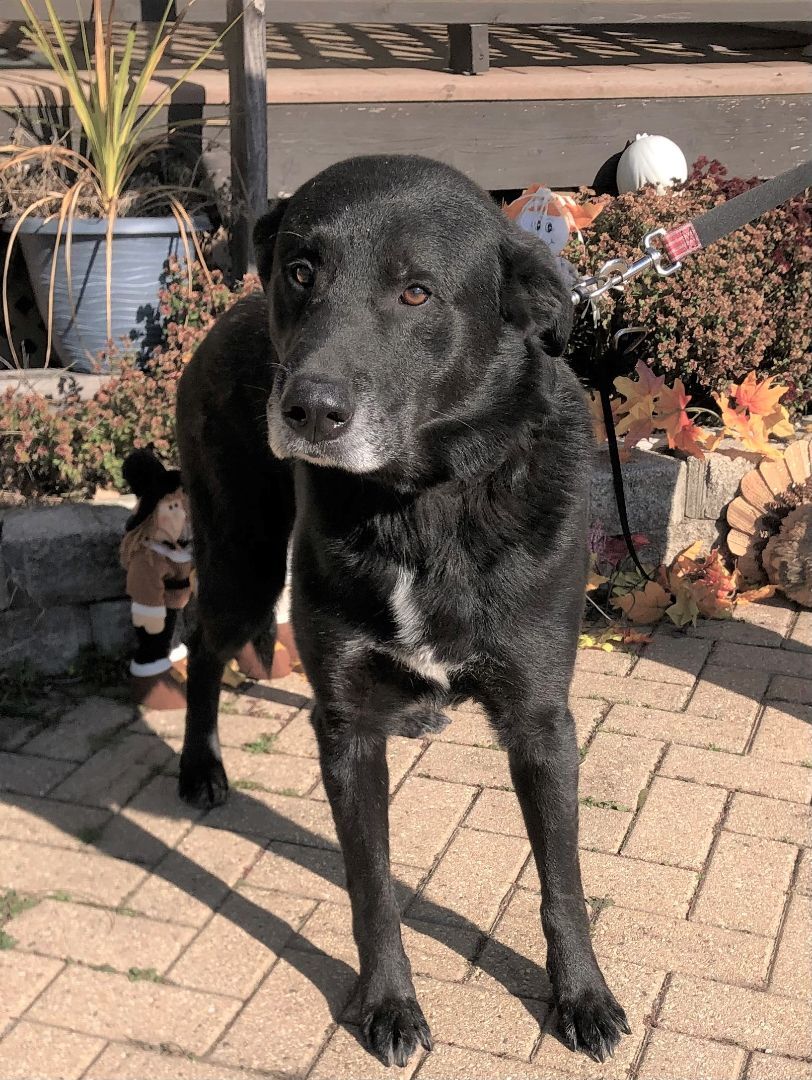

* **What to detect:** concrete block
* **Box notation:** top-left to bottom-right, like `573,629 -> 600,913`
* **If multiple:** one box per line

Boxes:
662,518 -> 725,564
685,446 -> 753,521
1,504 -> 129,607
90,600 -> 135,655
0,605 -> 92,673
590,447 -> 687,537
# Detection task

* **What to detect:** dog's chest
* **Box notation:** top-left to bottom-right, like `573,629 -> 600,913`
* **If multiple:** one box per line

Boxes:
386,566 -> 461,689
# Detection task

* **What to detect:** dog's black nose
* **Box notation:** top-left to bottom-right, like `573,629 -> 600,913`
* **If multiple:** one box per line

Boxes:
281,376 -> 355,443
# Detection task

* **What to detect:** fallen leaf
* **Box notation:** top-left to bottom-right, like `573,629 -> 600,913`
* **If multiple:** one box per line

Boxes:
666,585 -> 700,627
737,584 -> 777,604
612,580 -> 672,624
673,540 -> 706,565
599,534 -> 651,570
668,546 -> 738,620
587,562 -> 609,592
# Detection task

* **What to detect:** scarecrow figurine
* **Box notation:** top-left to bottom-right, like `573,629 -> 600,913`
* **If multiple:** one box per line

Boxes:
120,449 -> 193,709
503,185 -> 609,283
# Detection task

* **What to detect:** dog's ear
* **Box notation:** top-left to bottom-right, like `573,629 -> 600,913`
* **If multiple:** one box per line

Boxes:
499,226 -> 573,356
252,198 -> 291,288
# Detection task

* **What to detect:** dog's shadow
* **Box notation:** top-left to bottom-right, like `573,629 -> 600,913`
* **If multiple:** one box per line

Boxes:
4,610 -> 807,1061
2,688 -> 555,1063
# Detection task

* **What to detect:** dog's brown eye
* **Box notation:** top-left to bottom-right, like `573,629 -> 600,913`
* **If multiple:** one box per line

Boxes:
400,285 -> 430,307
290,263 -> 314,288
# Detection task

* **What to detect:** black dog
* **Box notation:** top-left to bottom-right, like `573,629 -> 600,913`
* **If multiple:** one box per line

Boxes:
176,154 -> 629,1067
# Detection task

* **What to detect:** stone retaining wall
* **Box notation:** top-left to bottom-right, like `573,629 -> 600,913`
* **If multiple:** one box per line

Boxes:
0,504 -> 134,673
591,442 -> 752,565
1,446 -> 751,673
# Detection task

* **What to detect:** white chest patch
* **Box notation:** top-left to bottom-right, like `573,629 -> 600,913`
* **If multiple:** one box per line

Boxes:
389,567 -> 452,688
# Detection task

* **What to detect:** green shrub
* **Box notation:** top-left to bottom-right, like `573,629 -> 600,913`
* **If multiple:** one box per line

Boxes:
566,159 -> 812,414
1,261 -> 260,498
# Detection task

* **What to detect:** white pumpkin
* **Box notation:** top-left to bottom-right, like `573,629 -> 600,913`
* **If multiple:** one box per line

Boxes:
616,133 -> 688,194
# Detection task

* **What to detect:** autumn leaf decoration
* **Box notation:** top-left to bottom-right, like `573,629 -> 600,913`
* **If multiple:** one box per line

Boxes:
596,363 -> 793,461
602,541 -> 741,629
712,372 -> 794,461
612,579 -> 671,624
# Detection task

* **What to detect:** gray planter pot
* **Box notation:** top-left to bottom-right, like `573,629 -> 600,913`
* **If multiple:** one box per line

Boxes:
5,214 -> 208,373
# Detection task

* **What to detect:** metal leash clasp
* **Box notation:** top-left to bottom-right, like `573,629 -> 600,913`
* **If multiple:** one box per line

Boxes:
642,228 -> 683,278
571,228 -> 683,307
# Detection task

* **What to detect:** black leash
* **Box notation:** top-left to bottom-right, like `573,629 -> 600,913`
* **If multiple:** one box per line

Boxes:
597,329 -> 653,581
571,159 -> 812,572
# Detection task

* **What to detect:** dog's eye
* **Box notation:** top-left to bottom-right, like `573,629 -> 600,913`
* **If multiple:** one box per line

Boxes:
400,285 -> 431,307
289,263 -> 314,288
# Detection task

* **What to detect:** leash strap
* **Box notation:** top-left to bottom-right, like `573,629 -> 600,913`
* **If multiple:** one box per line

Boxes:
597,337 -> 652,581
681,159 -> 812,254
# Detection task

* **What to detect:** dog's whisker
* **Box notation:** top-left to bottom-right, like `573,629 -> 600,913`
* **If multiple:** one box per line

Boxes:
424,408 -> 479,436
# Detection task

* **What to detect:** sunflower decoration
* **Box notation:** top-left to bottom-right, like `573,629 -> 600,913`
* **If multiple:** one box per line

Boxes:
726,439 -> 812,607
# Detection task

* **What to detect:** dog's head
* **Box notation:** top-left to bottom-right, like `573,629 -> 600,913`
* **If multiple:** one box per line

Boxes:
258,155 -> 572,483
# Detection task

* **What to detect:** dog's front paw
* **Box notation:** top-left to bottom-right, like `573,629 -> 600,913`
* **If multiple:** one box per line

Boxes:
178,749 -> 229,808
556,983 -> 630,1063
362,996 -> 433,1068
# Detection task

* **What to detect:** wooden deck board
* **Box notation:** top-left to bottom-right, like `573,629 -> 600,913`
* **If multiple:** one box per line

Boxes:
1,60 -> 810,108
27,0 -> 812,25
2,20 -> 809,71
264,95 -> 810,192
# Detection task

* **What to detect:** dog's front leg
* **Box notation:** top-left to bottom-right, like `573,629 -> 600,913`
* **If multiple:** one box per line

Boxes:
314,705 -> 432,1067
178,627 -> 229,808
506,707 -> 630,1062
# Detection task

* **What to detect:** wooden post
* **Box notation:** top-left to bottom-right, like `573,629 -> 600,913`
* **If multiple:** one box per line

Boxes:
447,23 -> 489,74
226,0 -> 268,277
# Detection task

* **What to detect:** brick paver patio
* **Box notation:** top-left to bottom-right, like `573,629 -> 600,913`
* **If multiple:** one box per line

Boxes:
0,604 -> 810,1079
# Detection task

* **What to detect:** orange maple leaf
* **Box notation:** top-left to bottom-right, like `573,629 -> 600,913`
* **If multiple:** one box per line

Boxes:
614,360 -> 665,405
687,549 -> 738,619
731,372 -> 787,417
654,381 -> 714,460
762,405 -> 794,440
713,392 -> 751,440
613,362 -> 664,450
612,580 -> 672,625
666,584 -> 700,627
667,545 -> 738,620
736,415 -> 783,460
622,415 -> 658,457
655,379 -> 692,436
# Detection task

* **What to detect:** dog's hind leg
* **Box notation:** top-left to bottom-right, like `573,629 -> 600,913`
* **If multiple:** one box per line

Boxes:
179,579 -> 287,809
497,702 -> 630,1063
314,707 -> 432,1067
